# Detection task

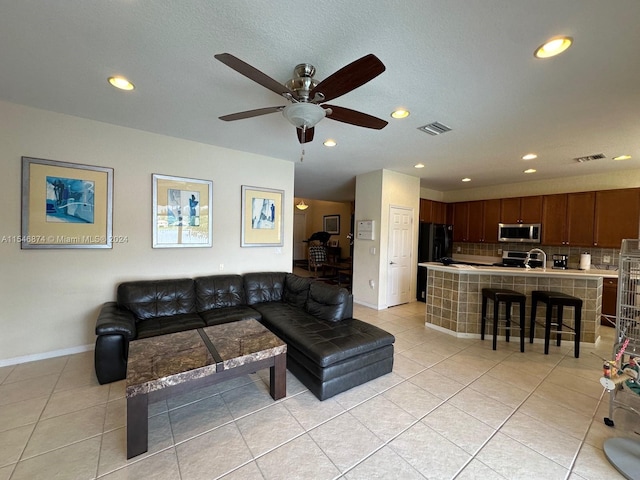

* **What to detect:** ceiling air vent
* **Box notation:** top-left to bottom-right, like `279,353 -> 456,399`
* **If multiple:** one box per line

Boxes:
417,122 -> 451,136
573,153 -> 606,163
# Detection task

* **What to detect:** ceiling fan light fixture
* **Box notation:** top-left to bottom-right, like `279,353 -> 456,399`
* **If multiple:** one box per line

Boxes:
296,200 -> 309,210
282,103 -> 326,129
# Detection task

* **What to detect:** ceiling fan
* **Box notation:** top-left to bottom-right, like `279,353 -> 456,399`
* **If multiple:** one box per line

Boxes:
214,53 -> 388,144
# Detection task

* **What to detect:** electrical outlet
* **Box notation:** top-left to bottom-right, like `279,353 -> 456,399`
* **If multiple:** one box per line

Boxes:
603,255 -> 611,264
219,263 -> 224,271
369,279 -> 375,289
497,248 -> 503,255
456,246 -> 461,253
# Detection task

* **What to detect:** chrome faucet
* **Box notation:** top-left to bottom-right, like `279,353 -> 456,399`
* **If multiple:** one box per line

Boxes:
525,248 -> 546,270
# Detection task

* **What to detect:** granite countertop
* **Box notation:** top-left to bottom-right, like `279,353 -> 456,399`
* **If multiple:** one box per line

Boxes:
418,260 -> 618,279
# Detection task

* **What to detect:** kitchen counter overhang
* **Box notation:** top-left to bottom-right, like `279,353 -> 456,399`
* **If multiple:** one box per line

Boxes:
419,262 -> 606,345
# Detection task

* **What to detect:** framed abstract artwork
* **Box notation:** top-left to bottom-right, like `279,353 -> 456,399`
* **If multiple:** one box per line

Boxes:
152,174 -> 212,248
21,156 -> 114,249
323,214 -> 340,235
241,185 -> 284,247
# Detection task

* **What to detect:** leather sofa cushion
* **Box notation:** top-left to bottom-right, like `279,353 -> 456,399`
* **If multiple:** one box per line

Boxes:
283,273 -> 311,309
136,313 -> 205,339
305,282 -> 349,322
199,305 -> 260,326
195,274 -> 246,311
244,272 -> 286,305
118,278 -> 196,320
255,303 -> 395,368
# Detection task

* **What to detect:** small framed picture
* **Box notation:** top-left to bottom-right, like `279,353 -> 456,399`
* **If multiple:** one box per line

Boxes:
323,215 -> 340,235
152,174 -> 212,248
241,185 -> 284,247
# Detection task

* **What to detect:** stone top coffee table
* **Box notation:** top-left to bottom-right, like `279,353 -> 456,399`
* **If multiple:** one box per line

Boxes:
126,318 -> 287,459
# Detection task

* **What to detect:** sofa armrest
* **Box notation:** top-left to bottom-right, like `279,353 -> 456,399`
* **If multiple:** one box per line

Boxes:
95,302 -> 137,339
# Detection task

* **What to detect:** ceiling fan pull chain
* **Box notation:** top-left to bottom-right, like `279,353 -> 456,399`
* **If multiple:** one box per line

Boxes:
300,127 -> 306,162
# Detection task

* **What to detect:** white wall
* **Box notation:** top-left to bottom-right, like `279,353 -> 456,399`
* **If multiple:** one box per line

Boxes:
441,169 -> 640,202
0,100 -> 294,365
353,169 -> 420,309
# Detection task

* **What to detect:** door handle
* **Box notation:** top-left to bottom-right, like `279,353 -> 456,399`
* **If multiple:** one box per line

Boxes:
390,261 -> 396,265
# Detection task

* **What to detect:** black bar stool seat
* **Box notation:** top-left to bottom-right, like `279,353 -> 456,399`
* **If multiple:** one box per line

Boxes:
529,290 -> 582,358
481,288 -> 526,352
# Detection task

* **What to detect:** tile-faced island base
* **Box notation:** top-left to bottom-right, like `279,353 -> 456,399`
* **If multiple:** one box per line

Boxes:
423,265 -> 603,346
125,319 -> 287,459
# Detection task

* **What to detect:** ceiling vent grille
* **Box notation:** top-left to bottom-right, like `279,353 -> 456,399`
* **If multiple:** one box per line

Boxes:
418,122 -> 451,136
574,153 -> 606,163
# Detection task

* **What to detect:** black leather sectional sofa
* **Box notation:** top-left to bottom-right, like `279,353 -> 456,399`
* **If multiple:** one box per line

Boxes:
94,272 -> 395,400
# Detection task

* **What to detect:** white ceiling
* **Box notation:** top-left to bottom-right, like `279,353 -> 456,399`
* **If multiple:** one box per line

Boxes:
1,1 -> 639,202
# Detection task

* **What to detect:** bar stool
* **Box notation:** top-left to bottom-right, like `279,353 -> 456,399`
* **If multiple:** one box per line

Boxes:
529,291 -> 582,358
481,288 -> 526,352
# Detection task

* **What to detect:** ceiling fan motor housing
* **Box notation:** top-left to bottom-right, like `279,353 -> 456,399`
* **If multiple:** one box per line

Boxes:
285,63 -> 318,101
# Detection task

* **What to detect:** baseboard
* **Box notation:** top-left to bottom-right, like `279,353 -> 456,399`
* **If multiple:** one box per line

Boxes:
0,343 -> 94,368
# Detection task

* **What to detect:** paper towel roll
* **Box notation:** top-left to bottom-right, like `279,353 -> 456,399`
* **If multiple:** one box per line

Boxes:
579,253 -> 591,270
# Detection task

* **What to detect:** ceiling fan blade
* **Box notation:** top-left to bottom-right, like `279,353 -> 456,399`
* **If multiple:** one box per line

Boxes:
310,54 -> 385,103
215,53 -> 296,99
324,105 -> 388,129
219,106 -> 284,121
297,127 -> 315,144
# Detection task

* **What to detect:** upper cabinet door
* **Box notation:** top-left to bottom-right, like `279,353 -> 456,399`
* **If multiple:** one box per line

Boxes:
594,188 -> 640,248
500,198 -> 521,224
467,201 -> 484,242
483,199 -> 501,243
566,192 -> 595,246
500,196 -> 542,223
452,202 -> 469,242
542,194 -> 568,245
520,196 -> 542,223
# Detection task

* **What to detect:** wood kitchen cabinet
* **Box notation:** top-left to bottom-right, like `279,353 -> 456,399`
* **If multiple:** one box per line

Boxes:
566,191 -> 595,246
454,199 -> 500,243
500,196 -> 542,224
419,199 -> 447,224
542,194 -> 567,245
601,277 -> 618,326
594,188 -> 640,248
452,202 -> 469,242
543,192 -> 595,246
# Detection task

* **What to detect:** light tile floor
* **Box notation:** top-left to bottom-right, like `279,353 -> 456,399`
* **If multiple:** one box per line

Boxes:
1,301 -> 639,479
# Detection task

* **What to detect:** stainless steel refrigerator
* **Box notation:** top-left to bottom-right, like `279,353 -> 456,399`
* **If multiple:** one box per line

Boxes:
417,222 -> 453,302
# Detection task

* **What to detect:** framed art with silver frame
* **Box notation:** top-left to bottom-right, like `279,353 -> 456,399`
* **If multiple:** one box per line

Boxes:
241,185 -> 284,247
152,174 -> 213,248
21,156 -> 114,249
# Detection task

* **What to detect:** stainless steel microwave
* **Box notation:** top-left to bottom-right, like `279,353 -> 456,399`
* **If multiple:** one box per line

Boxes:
498,223 -> 541,243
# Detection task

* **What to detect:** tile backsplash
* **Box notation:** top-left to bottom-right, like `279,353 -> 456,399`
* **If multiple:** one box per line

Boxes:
453,242 -> 620,269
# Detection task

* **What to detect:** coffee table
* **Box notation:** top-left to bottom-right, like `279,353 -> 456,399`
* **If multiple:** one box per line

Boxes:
125,318 -> 287,459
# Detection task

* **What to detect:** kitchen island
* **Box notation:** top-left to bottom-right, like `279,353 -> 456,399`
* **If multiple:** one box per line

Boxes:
419,262 -> 618,345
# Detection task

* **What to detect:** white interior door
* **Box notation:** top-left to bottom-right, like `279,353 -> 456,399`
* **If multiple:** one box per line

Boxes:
293,212 -> 307,261
387,206 -> 413,307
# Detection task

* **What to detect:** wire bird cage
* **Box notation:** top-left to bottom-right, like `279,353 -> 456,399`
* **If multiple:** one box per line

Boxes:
602,239 -> 640,479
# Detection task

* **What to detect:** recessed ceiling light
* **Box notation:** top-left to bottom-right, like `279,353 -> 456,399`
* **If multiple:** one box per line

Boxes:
524,168 -> 537,174
462,178 -> 471,182
108,76 -> 135,91
613,155 -> 632,161
534,36 -> 573,58
414,163 -> 425,169
522,153 -> 538,160
323,139 -> 336,147
391,109 -> 410,119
